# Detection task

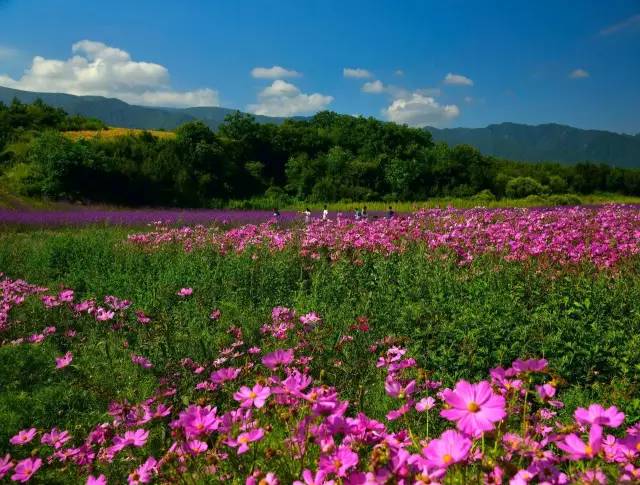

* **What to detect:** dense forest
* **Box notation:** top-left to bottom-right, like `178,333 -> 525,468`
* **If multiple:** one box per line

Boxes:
2,98 -> 640,207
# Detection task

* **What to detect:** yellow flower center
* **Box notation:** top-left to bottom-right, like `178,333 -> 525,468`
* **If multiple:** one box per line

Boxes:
585,445 -> 593,456
333,459 -> 342,469
249,391 -> 257,399
443,454 -> 453,464
466,401 -> 480,412
238,436 -> 249,444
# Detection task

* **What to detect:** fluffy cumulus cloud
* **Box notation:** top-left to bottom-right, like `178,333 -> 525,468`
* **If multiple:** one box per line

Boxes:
247,80 -> 333,117
362,80 -> 385,93
443,72 -> 474,86
251,65 -> 301,79
343,67 -> 372,79
569,68 -> 590,79
382,93 -> 459,127
0,40 -> 219,107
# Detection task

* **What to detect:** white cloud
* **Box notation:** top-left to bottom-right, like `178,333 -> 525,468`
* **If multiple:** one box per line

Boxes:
599,14 -> 640,36
362,80 -> 385,93
383,93 -> 460,127
443,72 -> 474,86
464,96 -> 474,103
394,69 -> 404,77
569,68 -> 590,79
247,80 -> 333,117
343,67 -> 372,79
415,87 -> 441,97
251,65 -> 301,79
0,45 -> 18,60
0,40 -> 219,107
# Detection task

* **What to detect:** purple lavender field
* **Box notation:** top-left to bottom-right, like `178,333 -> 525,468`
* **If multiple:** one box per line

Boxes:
0,208 -> 301,227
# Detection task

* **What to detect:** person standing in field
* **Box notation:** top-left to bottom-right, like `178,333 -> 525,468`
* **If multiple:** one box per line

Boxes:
322,205 -> 329,221
354,208 -> 361,220
386,206 -> 394,219
273,207 -> 280,219
303,208 -> 311,223
362,206 -> 368,220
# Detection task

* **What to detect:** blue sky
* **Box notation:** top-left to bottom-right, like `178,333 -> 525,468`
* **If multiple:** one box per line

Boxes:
0,0 -> 639,133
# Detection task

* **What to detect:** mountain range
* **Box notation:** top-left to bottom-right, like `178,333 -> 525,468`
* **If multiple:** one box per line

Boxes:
2,85 -> 639,168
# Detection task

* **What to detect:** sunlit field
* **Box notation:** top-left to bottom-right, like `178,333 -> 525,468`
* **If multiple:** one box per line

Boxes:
1,205 -> 640,483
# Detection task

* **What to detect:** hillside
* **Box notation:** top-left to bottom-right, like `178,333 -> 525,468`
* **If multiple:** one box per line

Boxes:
0,86 -> 288,131
426,122 -> 640,168
2,85 -> 640,167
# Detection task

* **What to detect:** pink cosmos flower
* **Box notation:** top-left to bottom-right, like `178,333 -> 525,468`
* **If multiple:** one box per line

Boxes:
111,429 -> 149,452
9,428 -> 36,446
128,456 -> 157,485
384,378 -> 416,399
262,348 -> 294,370
95,308 -> 115,321
178,405 -> 220,438
41,428 -> 71,449
186,439 -> 208,454
557,424 -> 602,460
575,404 -> 625,428
131,354 -> 153,369
87,474 -> 107,485
294,469 -> 335,485
210,367 -> 240,384
11,457 -> 42,483
318,446 -> 359,477
0,454 -> 13,480
508,358 -> 548,375
177,287 -> 193,297
209,308 -> 221,320
422,429 -> 472,468
58,289 -> 74,302
440,380 -> 506,436
232,428 -> 265,454
415,397 -> 436,412
135,311 -> 151,325
233,384 -> 271,408
55,352 -> 73,369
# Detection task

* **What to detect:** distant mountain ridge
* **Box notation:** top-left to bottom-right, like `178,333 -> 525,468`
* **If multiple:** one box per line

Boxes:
2,85 -> 640,167
0,85 -> 288,130
425,123 -> 640,168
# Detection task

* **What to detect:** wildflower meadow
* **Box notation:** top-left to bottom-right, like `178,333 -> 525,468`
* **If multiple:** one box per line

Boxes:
1,205 -> 640,484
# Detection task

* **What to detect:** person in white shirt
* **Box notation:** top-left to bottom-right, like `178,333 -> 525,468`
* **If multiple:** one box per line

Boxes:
322,205 -> 329,221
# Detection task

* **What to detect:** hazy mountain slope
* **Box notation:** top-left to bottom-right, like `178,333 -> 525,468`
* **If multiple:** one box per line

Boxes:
426,122 -> 640,167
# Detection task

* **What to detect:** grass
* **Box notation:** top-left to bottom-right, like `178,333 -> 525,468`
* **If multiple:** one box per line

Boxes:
1,224 -> 640,481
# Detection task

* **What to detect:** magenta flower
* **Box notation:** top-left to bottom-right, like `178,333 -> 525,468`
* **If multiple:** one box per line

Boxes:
209,308 -> 221,320
319,446 -> 359,477
415,397 -> 436,412
508,358 -> 548,375
423,429 -> 472,468
186,439 -> 208,454
41,428 -> 71,449
111,429 -> 149,452
440,380 -> 506,436
0,454 -> 13,480
575,404 -> 625,428
231,428 -> 265,454
233,384 -> 271,408
178,405 -> 220,438
177,287 -> 193,297
55,352 -> 73,369
135,311 -> 151,325
11,457 -> 42,483
128,456 -> 157,485
557,424 -> 602,460
210,367 -> 240,384
131,354 -> 153,369
262,348 -> 294,370
86,474 -> 107,485
293,469 -> 334,485
9,428 -> 36,446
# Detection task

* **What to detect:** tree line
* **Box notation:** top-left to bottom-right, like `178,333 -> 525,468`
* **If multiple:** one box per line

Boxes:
2,98 -> 640,207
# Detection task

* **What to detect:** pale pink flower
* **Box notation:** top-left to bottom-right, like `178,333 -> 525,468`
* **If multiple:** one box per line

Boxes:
233,384 -> 271,408
440,380 -> 506,436
55,352 -> 73,369
9,428 -> 36,446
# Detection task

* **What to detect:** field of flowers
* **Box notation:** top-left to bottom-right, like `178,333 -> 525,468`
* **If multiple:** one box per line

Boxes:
1,204 -> 640,483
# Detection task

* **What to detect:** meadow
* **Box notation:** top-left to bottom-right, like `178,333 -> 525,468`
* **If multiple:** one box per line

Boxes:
1,205 -> 640,483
